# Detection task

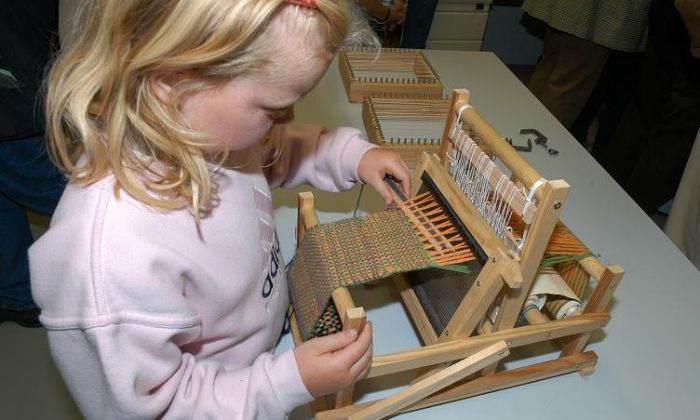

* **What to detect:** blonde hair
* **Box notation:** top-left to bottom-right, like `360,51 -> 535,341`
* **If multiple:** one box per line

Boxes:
46,0 -> 363,219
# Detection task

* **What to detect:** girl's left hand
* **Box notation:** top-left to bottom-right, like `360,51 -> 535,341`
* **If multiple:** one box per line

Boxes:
357,148 -> 410,205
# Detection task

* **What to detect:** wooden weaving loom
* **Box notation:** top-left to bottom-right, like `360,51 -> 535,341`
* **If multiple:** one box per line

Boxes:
289,89 -> 624,419
339,48 -> 443,103
362,97 -> 450,170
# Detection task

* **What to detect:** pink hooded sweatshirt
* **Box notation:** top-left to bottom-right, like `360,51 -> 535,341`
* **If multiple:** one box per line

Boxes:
29,125 -> 375,419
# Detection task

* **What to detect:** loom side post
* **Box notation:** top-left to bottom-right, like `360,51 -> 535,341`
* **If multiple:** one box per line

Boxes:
490,181 -> 570,331
439,257 -> 505,342
338,50 -> 355,101
438,89 -> 470,161
481,180 -> 569,377
558,264 -> 624,362
499,250 -> 523,289
361,99 -> 382,147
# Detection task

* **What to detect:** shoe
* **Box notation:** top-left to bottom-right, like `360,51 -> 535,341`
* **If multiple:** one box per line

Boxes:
0,307 -> 42,328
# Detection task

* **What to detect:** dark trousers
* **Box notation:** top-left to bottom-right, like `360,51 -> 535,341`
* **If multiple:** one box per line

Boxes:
528,26 -> 610,129
400,0 -> 439,49
601,0 -> 700,214
0,136 -> 65,310
570,51 -> 644,161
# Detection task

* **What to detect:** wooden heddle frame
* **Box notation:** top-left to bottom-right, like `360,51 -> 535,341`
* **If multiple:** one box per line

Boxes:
362,97 -> 450,170
288,89 -> 624,419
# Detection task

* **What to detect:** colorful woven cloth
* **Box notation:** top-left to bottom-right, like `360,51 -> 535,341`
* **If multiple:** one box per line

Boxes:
289,207 -> 448,341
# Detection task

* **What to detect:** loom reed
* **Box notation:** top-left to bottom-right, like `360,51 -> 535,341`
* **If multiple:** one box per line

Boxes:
398,191 -> 476,266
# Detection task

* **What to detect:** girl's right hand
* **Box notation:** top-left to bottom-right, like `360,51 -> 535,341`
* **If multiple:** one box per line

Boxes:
294,322 -> 373,397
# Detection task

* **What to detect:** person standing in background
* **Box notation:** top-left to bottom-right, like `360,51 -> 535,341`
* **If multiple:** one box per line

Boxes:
601,0 -> 700,215
522,0 -> 651,129
0,1 -> 66,328
399,0 -> 438,49
357,0 -> 406,45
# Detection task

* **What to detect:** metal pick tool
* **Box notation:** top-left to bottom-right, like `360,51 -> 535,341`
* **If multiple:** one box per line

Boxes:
520,128 -> 559,156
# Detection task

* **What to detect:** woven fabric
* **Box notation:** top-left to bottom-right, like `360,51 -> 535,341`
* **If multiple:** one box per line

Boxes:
289,208 -> 434,341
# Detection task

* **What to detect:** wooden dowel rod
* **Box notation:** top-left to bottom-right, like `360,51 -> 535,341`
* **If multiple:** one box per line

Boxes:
523,308 -> 549,325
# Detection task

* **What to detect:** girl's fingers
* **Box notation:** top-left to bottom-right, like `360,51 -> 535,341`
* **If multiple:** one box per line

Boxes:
330,322 -> 373,368
348,340 -> 373,381
365,172 -> 393,204
309,328 -> 359,354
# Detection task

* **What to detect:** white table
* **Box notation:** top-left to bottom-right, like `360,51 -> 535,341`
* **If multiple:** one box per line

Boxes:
276,50 -> 700,420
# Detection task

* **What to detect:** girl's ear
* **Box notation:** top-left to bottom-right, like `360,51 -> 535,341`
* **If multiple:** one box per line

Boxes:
149,71 -> 179,103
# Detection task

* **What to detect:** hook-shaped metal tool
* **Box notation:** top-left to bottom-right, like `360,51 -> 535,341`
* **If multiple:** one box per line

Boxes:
520,128 -> 559,156
505,137 -> 533,152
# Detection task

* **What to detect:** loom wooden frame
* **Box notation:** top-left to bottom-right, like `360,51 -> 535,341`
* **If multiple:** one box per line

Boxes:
362,97 -> 450,170
289,89 -> 623,419
339,48 -> 443,103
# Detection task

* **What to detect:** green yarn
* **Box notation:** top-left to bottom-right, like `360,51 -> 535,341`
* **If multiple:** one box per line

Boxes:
540,252 -> 594,268
428,261 -> 471,274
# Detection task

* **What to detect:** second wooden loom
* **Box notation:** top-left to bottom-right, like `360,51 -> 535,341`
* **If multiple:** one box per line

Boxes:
289,89 -> 623,419
362,97 -> 450,170
339,48 -> 443,103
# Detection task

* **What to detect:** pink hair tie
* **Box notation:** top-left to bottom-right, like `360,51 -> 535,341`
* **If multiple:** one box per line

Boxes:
285,0 -> 317,8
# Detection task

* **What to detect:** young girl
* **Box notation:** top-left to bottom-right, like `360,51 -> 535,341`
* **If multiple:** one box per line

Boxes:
29,0 -> 409,418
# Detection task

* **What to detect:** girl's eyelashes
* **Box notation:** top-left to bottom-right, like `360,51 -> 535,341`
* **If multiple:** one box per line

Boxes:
265,106 -> 293,120
267,108 -> 287,118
